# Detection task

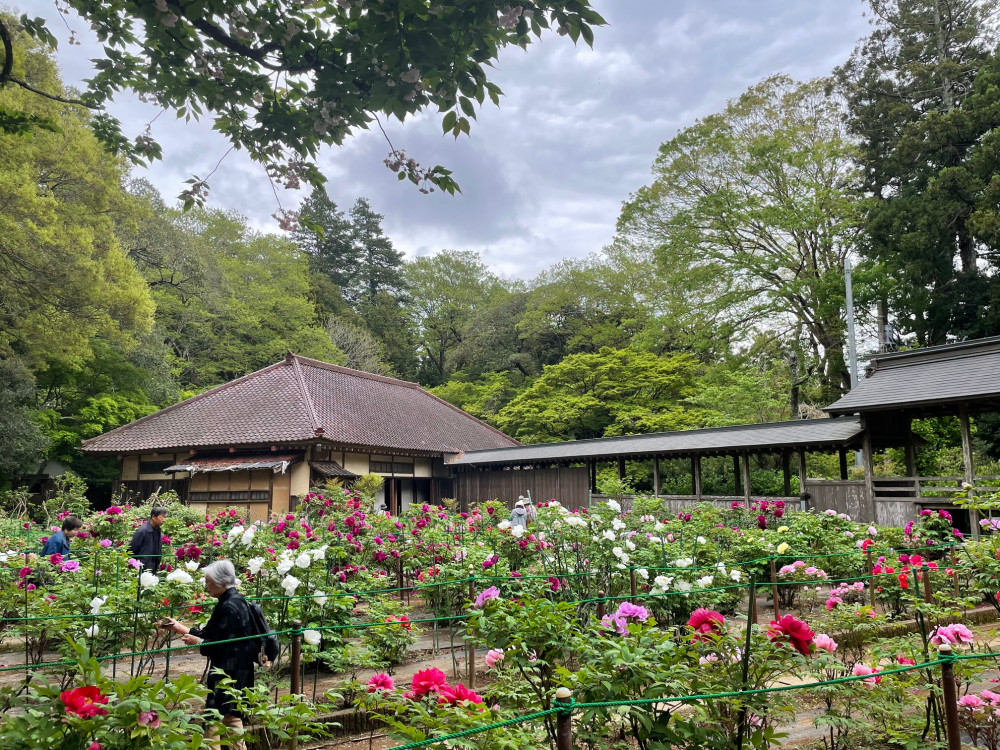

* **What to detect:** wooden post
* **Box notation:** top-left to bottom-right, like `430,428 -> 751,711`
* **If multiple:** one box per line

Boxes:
589,460 -> 597,493
922,564 -> 933,605
960,403 -> 978,527
748,574 -> 757,626
741,451 -> 752,506
838,448 -> 849,481
939,644 -> 961,750
781,450 -> 791,497
630,568 -> 637,602
769,557 -> 780,620
861,424 -> 876,522
866,550 -> 877,608
290,620 -> 303,695
952,547 -> 961,601
653,457 -> 661,498
397,556 -> 405,601
554,687 -> 573,750
617,457 -> 626,481
467,579 -> 476,688
596,591 -> 606,622
733,455 -> 742,497
693,455 -> 702,501
797,448 -> 808,508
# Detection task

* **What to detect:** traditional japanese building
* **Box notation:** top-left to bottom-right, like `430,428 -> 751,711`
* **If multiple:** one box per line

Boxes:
81,353 -> 518,519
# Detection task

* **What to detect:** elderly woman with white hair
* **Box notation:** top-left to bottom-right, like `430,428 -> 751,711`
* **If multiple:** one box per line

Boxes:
160,560 -> 257,750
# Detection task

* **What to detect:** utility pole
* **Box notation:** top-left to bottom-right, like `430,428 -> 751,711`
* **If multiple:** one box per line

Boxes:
845,258 -> 859,389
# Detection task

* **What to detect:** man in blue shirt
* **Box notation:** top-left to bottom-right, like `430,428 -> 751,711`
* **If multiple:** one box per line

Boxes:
40,516 -> 83,557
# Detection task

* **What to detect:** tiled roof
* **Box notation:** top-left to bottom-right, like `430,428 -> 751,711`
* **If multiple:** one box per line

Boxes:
82,354 -> 518,455
449,417 -> 863,465
827,337 -> 1000,414
309,461 -> 357,478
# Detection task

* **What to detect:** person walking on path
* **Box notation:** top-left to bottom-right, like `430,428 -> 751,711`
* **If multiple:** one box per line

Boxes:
40,516 -> 82,557
510,499 -> 529,530
159,560 -> 258,750
128,507 -> 167,572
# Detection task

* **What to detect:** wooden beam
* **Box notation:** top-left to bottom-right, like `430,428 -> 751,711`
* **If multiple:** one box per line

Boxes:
617,457 -> 626,481
861,424 -> 876,523
797,448 -> 808,508
733,455 -> 742,496
653,457 -> 661,498
781,450 -> 791,496
741,451 -> 752,505
693,455 -> 702,501
960,404 -> 975,487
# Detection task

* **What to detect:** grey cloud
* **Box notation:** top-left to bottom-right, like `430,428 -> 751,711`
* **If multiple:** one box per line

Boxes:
37,0 -> 871,278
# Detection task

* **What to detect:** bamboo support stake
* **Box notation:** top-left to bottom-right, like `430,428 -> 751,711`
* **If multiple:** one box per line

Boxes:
290,620 -> 302,695
629,568 -> 637,603
866,550 -> 877,609
769,557 -> 780,620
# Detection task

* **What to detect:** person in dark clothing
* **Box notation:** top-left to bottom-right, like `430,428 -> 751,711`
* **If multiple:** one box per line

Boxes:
40,516 -> 82,557
128,507 -> 167,571
160,560 -> 259,750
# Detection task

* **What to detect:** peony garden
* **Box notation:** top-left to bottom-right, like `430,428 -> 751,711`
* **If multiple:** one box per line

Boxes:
4,485 -> 1000,750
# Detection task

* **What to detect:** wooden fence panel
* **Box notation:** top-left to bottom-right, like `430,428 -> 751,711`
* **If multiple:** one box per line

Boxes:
455,468 -> 590,511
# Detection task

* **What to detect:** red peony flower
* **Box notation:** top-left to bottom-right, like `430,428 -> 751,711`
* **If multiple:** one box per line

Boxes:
686,609 -> 725,641
437,682 -> 484,705
60,686 -> 109,718
767,615 -> 815,656
410,668 -> 448,697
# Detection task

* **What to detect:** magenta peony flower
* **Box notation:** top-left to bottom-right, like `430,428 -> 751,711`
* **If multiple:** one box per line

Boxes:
473,586 -> 500,609
767,615 -> 815,656
367,672 -> 395,692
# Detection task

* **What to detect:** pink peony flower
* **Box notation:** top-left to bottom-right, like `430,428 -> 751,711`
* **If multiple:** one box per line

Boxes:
473,586 -> 500,609
814,634 -> 838,653
930,624 -> 974,647
959,694 -> 984,711
367,672 -> 395,692
686,609 -> 725,641
410,668 -> 448,697
767,615 -> 815,656
137,710 -> 161,728
484,649 -> 504,668
852,663 -> 882,687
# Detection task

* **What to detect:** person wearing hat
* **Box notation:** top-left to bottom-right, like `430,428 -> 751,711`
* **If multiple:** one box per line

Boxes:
520,494 -> 538,525
510,499 -> 529,529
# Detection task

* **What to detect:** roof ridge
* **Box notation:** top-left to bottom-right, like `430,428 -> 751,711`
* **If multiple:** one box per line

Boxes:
80,361 -> 290,448
460,416 -> 848,453
417,386 -> 521,447
872,335 -> 1000,367
293,354 -> 423,389
290,355 -> 324,435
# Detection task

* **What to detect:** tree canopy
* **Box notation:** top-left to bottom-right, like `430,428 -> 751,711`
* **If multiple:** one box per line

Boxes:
2,2 -> 605,201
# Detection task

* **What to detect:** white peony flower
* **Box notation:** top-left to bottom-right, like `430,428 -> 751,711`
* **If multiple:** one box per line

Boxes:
185,560 -> 201,572
612,518 -> 626,531
89,596 -> 107,615
294,552 -> 312,569
313,591 -> 328,606
676,580 -> 692,592
636,568 -> 649,580
303,629 -> 321,645
730,569 -> 743,582
602,530 -> 616,541
166,569 -> 194,584
606,499 -> 621,513
697,575 -> 714,588
511,525 -> 526,539
247,557 -> 265,575
653,575 -> 673,592
227,526 -> 245,544
625,540 -> 636,551
674,558 -> 694,568
140,571 -> 159,588
697,536 -> 707,545
281,574 -> 301,596
311,545 -> 328,562
84,624 -> 100,637
653,522 -> 664,532
241,528 -> 256,547
276,560 -> 294,576
565,516 -> 586,528
497,520 -> 511,531
612,546 -> 624,558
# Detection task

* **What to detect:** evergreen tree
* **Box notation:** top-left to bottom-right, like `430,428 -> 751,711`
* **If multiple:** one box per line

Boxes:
293,187 -> 358,291
349,198 -> 406,305
837,0 -> 1000,343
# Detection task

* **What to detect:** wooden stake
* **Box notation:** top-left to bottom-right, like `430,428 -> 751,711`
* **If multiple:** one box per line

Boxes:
555,687 -> 573,750
290,620 -> 302,695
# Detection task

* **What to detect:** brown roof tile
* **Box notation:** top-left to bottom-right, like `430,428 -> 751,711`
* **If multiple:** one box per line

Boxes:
82,355 -> 518,455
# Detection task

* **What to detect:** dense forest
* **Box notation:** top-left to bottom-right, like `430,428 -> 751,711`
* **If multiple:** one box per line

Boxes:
3,0 -> 1000,495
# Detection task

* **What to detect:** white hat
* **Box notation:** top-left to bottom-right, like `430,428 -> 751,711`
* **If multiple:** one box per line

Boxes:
515,500 -> 525,508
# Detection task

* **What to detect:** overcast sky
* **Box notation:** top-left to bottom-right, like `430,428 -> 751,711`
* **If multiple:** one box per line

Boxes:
36,1 -> 871,279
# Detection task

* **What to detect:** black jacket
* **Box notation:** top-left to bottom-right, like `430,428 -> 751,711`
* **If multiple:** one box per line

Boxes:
127,521 -> 162,572
190,588 -> 257,718
190,588 -> 259,671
